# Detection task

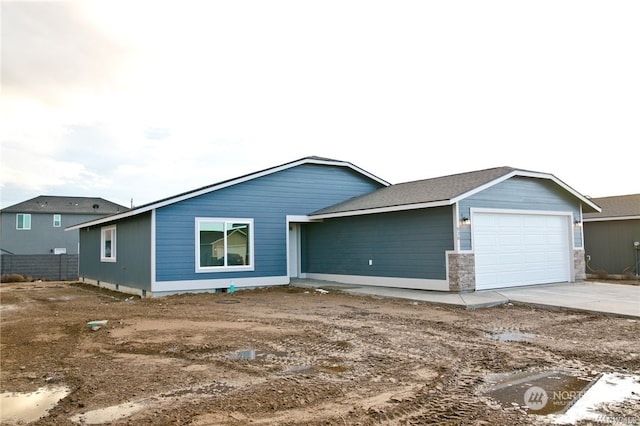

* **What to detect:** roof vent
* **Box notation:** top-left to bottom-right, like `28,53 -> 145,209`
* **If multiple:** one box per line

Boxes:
92,204 -> 99,209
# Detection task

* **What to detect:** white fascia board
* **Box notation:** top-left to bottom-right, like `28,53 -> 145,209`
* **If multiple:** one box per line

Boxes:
305,158 -> 391,187
286,215 -> 322,223
65,209 -> 146,230
311,200 -> 451,220
584,215 -> 640,222
67,157 -> 389,230
451,170 -> 602,213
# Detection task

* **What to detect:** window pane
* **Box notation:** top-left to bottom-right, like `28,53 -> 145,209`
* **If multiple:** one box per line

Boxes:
196,219 -> 252,270
101,226 -> 116,261
104,230 -> 113,257
17,214 -> 31,230
53,214 -> 61,227
199,221 -> 224,267
228,223 -> 250,266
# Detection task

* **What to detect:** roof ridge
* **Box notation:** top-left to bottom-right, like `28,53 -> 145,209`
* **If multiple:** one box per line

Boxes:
393,166 -> 515,186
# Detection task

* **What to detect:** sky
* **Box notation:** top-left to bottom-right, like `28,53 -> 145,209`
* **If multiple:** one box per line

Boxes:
1,0 -> 639,210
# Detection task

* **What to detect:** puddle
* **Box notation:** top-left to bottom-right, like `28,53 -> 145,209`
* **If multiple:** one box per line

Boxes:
552,372 -> 640,424
483,370 -> 640,419
227,349 -> 258,360
70,399 -> 150,424
484,369 -> 598,415
0,304 -> 18,312
70,381 -> 235,424
486,330 -> 536,342
226,349 -> 288,360
47,296 -> 74,301
0,385 -> 70,424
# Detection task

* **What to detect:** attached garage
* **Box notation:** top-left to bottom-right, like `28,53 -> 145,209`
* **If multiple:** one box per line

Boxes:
308,166 -> 600,292
473,211 -> 572,290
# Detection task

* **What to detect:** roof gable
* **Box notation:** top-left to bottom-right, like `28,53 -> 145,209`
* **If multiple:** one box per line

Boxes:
583,194 -> 640,221
311,167 -> 515,217
1,196 -> 128,214
311,166 -> 600,218
67,156 -> 389,230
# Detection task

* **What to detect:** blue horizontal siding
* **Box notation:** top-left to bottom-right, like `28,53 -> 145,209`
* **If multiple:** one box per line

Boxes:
458,177 -> 583,250
155,164 -> 383,282
304,207 -> 454,279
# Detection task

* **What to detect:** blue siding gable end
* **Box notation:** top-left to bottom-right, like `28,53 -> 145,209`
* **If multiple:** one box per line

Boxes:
458,176 -> 583,250
154,164 -> 383,283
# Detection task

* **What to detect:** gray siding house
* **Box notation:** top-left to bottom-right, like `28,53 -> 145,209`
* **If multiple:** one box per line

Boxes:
1,196 -> 127,280
1,196 -> 127,255
583,194 -> 640,278
70,158 -> 599,297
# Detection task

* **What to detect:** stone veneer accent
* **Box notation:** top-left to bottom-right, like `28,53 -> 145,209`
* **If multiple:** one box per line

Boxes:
573,248 -> 586,281
448,252 -> 475,292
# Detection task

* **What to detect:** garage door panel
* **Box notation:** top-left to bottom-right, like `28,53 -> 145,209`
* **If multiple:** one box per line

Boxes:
524,233 -> 547,246
474,212 -> 570,290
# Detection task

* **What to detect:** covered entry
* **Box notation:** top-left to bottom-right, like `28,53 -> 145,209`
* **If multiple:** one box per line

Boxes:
473,211 -> 571,290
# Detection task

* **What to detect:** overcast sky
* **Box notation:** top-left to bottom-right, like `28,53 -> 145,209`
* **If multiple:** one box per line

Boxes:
1,1 -> 638,210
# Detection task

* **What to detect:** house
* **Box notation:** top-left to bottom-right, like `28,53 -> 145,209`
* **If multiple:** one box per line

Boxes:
583,194 -> 640,278
1,195 -> 128,255
68,157 -> 599,297
1,196 -> 128,280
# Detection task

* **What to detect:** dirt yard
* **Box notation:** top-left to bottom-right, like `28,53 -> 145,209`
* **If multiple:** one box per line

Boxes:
1,281 -> 638,425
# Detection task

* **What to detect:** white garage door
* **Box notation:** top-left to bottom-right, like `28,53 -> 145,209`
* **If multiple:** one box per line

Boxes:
474,212 -> 571,290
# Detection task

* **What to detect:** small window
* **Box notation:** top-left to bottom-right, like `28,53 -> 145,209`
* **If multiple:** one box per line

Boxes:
101,225 -> 116,262
196,218 -> 253,272
16,214 -> 31,230
53,214 -> 62,227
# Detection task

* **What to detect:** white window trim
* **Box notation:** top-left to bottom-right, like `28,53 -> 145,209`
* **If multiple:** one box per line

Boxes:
101,225 -> 117,262
53,214 -> 62,227
16,213 -> 31,230
195,217 -> 254,273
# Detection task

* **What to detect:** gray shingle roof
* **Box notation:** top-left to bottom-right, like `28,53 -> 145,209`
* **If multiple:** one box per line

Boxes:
1,196 -> 128,214
312,167 -> 517,216
583,194 -> 640,220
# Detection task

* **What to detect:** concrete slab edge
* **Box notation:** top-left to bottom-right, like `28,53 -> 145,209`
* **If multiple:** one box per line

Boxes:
504,300 -> 640,320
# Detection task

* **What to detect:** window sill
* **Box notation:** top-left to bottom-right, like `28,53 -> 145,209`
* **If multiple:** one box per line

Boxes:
196,266 -> 254,273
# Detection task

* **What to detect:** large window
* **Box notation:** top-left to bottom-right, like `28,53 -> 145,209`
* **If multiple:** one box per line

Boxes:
53,214 -> 62,227
16,214 -> 31,230
101,225 -> 116,262
196,218 -> 253,272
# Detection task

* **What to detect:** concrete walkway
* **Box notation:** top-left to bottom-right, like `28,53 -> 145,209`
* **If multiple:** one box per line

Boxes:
292,280 -> 640,318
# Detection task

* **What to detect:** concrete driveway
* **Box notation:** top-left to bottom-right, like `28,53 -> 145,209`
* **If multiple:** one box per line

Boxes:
494,281 -> 640,318
293,280 -> 640,318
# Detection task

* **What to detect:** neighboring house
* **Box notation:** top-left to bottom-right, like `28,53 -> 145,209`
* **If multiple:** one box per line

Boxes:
1,196 -> 128,254
1,196 -> 128,280
583,194 -> 640,278
68,157 -> 599,297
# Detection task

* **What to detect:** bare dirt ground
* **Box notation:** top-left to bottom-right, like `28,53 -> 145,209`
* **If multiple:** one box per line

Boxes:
1,281 -> 638,425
